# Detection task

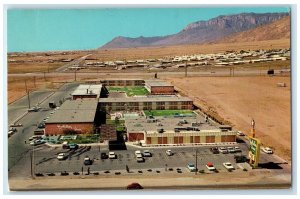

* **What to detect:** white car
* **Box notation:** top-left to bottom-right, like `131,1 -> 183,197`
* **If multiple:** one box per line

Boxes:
218,147 -> 228,154
237,131 -> 245,136
135,150 -> 142,156
109,152 -> 116,159
187,163 -> 197,172
227,147 -> 235,153
57,153 -> 67,160
29,139 -> 45,146
223,162 -> 235,171
136,156 -> 145,163
166,150 -> 173,156
262,147 -> 273,154
206,163 -> 216,171
143,150 -> 152,157
28,135 -> 42,141
234,146 -> 242,152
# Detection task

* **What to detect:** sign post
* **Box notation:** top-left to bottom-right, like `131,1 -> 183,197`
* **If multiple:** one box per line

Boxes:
248,137 -> 261,168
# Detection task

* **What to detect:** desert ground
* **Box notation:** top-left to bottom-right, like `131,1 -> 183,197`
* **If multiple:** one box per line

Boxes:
166,76 -> 291,161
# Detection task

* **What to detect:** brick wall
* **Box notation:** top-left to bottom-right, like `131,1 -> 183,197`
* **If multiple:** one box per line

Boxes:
151,86 -> 174,94
45,123 -> 94,135
128,132 -> 144,141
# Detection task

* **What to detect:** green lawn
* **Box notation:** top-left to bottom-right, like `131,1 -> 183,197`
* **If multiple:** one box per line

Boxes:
143,110 -> 195,117
106,119 -> 126,132
107,86 -> 149,96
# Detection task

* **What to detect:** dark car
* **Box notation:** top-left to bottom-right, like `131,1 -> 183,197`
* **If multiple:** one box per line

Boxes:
84,157 -> 93,165
37,122 -> 45,129
210,147 -> 219,154
101,152 -> 108,159
126,183 -> 143,190
69,143 -> 78,150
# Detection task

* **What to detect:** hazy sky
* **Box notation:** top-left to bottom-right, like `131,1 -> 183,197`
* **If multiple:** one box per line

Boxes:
7,7 -> 290,52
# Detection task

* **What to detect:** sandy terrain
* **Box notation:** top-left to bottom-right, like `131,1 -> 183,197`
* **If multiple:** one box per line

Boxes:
166,76 -> 291,161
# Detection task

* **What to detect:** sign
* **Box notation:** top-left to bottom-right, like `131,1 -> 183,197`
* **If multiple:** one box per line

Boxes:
248,137 -> 261,168
249,138 -> 258,155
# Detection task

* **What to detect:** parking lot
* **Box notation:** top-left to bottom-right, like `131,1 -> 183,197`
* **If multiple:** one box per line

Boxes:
31,142 -> 252,175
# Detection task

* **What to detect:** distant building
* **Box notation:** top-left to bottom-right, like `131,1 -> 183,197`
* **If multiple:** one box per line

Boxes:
145,80 -> 174,95
71,84 -> 102,100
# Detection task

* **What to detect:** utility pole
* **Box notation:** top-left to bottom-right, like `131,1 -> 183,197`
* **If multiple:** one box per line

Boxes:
30,151 -> 33,178
195,148 -> 198,175
25,79 -> 28,93
74,69 -> 77,82
43,72 -> 46,81
185,61 -> 188,77
27,90 -> 31,109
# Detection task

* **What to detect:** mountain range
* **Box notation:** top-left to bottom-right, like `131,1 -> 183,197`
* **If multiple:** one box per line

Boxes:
100,12 -> 289,49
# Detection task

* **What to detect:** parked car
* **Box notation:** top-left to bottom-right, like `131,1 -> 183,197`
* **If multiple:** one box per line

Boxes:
62,141 -> 69,149
37,122 -> 45,129
206,162 -> 216,171
101,152 -> 108,159
136,154 -> 145,163
166,150 -> 173,156
262,147 -> 273,154
223,162 -> 235,171
143,150 -> 152,157
227,147 -> 235,153
187,163 -> 197,172
28,106 -> 40,112
29,139 -> 45,146
83,157 -> 92,165
126,182 -> 143,190
237,131 -> 245,136
234,146 -> 242,152
210,147 -> 219,154
28,135 -> 42,141
57,153 -> 67,160
135,150 -> 142,156
218,147 -> 228,154
234,155 -> 248,163
109,152 -> 116,159
68,143 -> 78,150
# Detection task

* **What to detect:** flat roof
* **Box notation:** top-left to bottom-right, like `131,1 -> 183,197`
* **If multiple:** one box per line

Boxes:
72,84 -> 102,97
125,114 -> 218,132
145,80 -> 173,87
46,99 -> 98,124
99,96 -> 192,103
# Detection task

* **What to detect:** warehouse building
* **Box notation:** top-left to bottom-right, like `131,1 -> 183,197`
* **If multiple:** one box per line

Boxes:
45,99 -> 98,135
125,115 -> 236,145
145,80 -> 174,95
71,84 -> 102,100
99,96 -> 193,112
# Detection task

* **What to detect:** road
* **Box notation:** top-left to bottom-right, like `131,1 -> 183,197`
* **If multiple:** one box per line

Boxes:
8,68 -> 286,79
55,54 -> 92,72
8,83 -> 79,172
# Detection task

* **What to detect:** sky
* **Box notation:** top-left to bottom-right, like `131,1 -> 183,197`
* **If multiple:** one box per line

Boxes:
7,7 -> 290,52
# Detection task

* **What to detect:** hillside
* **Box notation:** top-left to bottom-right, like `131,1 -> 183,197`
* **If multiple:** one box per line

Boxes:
100,12 -> 289,49
215,16 -> 290,43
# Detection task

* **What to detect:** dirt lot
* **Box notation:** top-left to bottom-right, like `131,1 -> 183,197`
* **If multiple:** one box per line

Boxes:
166,76 -> 291,161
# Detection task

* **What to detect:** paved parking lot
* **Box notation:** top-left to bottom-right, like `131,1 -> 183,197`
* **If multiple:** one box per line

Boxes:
33,143 -> 250,175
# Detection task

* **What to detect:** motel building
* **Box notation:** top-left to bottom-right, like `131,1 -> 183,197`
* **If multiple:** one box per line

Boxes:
124,114 -> 237,146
